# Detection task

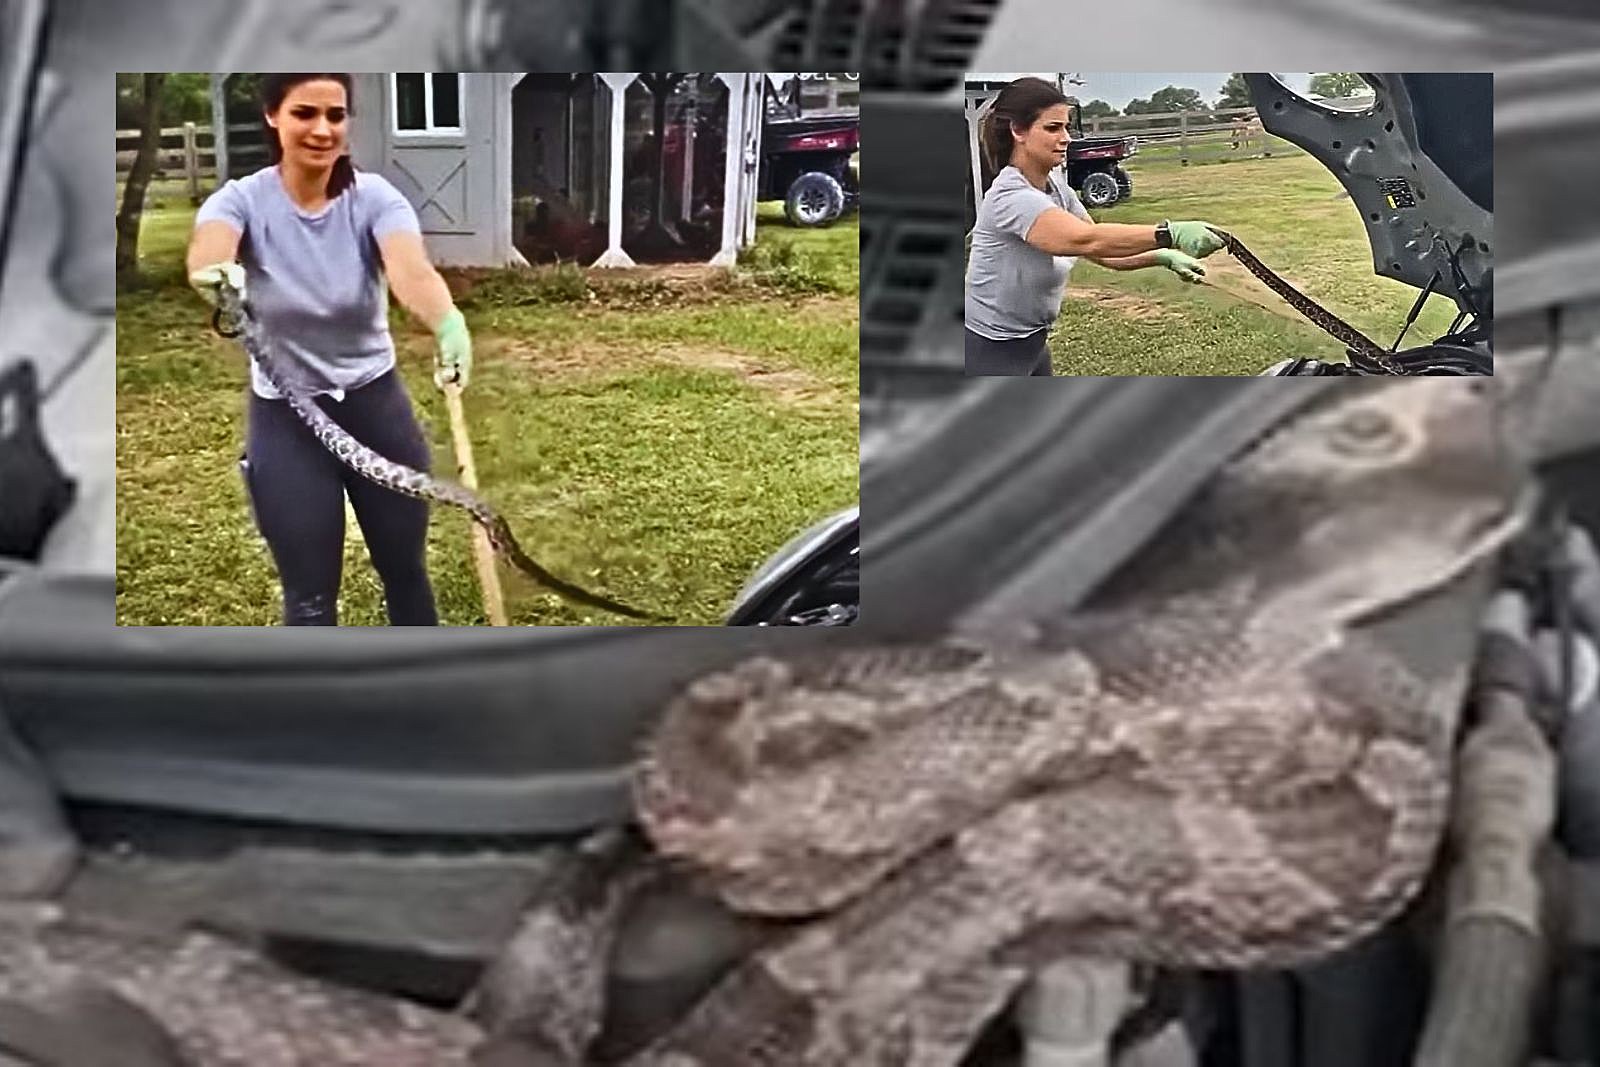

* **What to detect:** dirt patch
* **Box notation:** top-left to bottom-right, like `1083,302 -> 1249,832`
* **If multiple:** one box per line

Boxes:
485,335 -> 629,376
480,336 -> 839,408
655,345 -> 838,408
1197,254 -> 1335,326
1067,286 -> 1176,322
445,263 -> 786,313
595,264 -> 725,284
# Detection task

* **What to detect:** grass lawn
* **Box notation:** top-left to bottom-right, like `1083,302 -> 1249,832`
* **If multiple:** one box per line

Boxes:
115,188 -> 858,626
1049,152 -> 1461,375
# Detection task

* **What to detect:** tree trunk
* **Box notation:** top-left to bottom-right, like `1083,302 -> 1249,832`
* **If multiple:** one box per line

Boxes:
114,73 -> 167,284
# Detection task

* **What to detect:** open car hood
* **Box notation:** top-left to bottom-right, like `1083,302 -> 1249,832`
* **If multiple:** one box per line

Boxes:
1244,73 -> 1492,320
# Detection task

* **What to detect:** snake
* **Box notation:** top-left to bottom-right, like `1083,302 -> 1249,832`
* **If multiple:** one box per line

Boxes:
212,283 -> 660,621
0,381 -> 1524,1065
475,379 -> 1525,1064
1209,228 -> 1407,375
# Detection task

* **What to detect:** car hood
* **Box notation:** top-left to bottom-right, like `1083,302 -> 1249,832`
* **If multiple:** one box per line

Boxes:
1244,74 -> 1492,319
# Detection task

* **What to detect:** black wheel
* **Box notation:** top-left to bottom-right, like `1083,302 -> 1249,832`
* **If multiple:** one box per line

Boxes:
1113,165 -> 1133,201
785,171 -> 845,227
1079,171 -> 1120,208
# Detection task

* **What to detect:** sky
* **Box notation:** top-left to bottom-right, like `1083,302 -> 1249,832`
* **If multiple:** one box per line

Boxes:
968,72 -> 1317,110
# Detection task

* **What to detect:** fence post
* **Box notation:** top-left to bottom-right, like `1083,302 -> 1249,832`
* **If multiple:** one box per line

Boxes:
183,121 -> 200,204
210,74 -> 229,184
1179,111 -> 1189,166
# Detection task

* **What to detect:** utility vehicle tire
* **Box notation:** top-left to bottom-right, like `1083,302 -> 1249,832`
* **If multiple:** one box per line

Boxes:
1079,171 -> 1120,208
785,171 -> 845,227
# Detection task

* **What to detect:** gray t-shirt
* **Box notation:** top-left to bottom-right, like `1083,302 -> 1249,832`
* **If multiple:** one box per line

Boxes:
965,166 -> 1093,341
195,166 -> 422,399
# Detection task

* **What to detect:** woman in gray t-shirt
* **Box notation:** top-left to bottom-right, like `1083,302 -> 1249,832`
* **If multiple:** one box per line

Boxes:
186,73 -> 471,625
965,77 -> 1231,376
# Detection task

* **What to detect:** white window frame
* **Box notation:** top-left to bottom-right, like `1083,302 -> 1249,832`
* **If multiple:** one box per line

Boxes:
390,73 -> 465,137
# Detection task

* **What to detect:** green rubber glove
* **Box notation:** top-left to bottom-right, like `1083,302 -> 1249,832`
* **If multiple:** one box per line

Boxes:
1167,221 -> 1227,258
433,308 -> 473,389
188,261 -> 246,307
1154,249 -> 1206,283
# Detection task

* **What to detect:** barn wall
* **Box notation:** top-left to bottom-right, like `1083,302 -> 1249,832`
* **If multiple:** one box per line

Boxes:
351,74 -> 507,266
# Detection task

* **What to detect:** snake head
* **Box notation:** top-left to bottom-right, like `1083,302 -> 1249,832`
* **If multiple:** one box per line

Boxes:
1233,378 -> 1528,624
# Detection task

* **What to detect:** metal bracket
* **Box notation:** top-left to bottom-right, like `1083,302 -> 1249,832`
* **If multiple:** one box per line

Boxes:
0,359 -> 76,562
0,0 -> 49,305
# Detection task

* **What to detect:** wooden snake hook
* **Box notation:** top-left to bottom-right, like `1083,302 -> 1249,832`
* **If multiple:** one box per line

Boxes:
442,377 -> 508,626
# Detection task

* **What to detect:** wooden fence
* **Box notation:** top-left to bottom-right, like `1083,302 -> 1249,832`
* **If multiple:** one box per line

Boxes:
115,122 -> 268,200
1081,97 -> 1373,165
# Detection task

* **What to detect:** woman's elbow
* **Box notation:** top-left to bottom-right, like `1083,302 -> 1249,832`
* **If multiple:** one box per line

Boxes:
1074,229 -> 1122,259
1037,228 -> 1099,258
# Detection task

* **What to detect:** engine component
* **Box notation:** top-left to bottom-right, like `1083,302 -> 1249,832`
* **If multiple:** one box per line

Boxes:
0,360 -> 75,563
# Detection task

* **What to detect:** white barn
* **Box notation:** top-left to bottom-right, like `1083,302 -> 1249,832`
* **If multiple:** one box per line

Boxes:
211,73 -> 767,269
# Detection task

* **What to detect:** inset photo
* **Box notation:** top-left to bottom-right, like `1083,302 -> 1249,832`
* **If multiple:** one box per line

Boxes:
114,72 -> 859,626
963,73 -> 1492,377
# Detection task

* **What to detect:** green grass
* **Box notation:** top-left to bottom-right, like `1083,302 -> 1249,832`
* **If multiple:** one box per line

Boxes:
116,198 -> 858,626
1048,152 -> 1460,375
1122,132 -> 1305,165
741,202 -> 860,294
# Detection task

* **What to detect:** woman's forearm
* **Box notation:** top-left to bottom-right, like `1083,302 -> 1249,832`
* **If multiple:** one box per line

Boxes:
1068,222 -> 1163,258
389,266 -> 457,332
1028,210 -> 1164,258
1092,251 -> 1160,271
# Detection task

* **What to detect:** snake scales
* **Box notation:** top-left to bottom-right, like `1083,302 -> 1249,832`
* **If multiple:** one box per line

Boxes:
1209,229 -> 1406,375
479,379 -> 1529,1064
0,382 -> 1522,1066
212,283 -> 657,621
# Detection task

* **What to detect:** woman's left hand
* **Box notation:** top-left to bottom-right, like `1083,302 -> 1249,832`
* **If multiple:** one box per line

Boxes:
433,308 -> 473,389
1154,249 -> 1206,284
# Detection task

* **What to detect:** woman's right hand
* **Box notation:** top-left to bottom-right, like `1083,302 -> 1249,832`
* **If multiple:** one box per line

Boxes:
1167,222 -> 1228,259
188,261 -> 246,307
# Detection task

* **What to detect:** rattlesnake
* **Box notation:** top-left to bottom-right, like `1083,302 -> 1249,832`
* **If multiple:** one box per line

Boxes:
0,380 -> 1525,1065
1210,229 -> 1406,375
606,378 -> 1525,1063
213,283 -> 658,621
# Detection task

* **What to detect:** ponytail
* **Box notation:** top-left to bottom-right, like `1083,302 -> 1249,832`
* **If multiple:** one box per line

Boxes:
328,154 -> 357,199
979,108 -> 1008,173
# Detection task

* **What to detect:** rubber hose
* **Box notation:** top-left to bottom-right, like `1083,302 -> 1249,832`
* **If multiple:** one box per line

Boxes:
1413,692 -> 1555,1067
1552,637 -> 1600,856
1547,526 -> 1600,856
1563,525 -> 1600,638
0,697 -> 75,899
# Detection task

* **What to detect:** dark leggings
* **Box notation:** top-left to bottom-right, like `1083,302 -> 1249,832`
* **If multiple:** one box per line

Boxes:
964,327 -> 1053,376
243,369 -> 438,626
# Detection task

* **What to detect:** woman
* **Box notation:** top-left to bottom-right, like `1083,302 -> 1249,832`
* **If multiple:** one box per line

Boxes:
966,77 -> 1230,376
186,74 -> 471,625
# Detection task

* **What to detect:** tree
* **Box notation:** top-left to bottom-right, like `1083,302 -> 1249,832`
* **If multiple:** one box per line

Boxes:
225,74 -> 266,124
1079,99 -> 1117,119
115,73 -> 142,130
116,72 -> 211,130
161,74 -> 213,124
115,73 -> 167,284
1149,85 -> 1208,114
1308,72 -> 1368,101
1216,73 -> 1253,111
